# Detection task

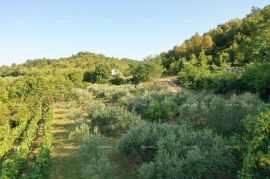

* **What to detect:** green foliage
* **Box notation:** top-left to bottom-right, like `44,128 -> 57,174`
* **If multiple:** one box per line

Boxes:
125,88 -> 176,121
7,76 -> 60,105
26,106 -> 53,179
141,101 -> 175,122
118,123 -> 237,178
240,111 -> 270,178
177,63 -> 210,89
110,76 -> 125,85
172,92 -> 265,136
67,70 -> 84,86
0,77 -> 8,101
90,105 -> 141,136
86,83 -> 135,102
0,52 -> 138,79
118,123 -> 172,161
83,71 -> 95,83
0,102 -> 30,158
161,5 -> 270,99
131,62 -> 164,84
93,64 -> 112,84
1,111 -> 42,179
173,92 -> 264,135
205,93 -> 264,136
78,136 -> 115,179
174,92 -> 206,126
209,70 -> 244,94
0,102 -> 9,126
0,6 -> 269,178
243,62 -> 270,100
83,64 -> 112,84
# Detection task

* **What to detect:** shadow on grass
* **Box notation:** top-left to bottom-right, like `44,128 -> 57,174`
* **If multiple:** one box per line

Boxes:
49,150 -> 88,179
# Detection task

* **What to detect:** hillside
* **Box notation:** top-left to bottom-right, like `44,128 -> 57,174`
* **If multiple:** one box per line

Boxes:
159,5 -> 270,100
0,4 -> 269,179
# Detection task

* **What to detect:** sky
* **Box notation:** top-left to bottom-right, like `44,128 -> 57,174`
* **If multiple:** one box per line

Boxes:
0,0 -> 269,66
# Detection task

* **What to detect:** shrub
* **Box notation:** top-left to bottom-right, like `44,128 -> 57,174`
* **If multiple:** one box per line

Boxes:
206,93 -> 265,136
83,71 -> 95,83
118,123 -> 176,161
177,63 -> 210,89
67,70 -> 84,86
94,64 -> 112,84
142,101 -> 175,122
118,123 -> 237,178
79,136 -> 115,179
243,62 -> 270,101
110,76 -> 125,85
209,71 -> 244,94
131,62 -> 164,84
239,111 -> 270,178
90,106 -> 141,136
174,92 -> 206,126
125,89 -> 175,119
84,64 -> 112,84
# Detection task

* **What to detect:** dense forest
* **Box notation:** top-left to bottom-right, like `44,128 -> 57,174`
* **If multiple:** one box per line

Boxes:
0,4 -> 269,179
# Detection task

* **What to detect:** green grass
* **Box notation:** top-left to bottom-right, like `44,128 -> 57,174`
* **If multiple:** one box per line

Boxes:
49,103 -> 138,179
49,103 -> 85,179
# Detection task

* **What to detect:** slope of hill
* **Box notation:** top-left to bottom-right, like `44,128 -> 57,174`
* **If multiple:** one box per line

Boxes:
158,5 -> 270,100
0,4 -> 269,179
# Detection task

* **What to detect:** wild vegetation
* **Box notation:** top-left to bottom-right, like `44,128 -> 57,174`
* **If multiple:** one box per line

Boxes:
160,5 -> 270,101
0,4 -> 269,179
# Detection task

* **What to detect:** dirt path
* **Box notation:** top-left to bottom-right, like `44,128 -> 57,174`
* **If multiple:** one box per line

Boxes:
153,76 -> 182,93
49,102 -> 83,179
154,76 -> 198,95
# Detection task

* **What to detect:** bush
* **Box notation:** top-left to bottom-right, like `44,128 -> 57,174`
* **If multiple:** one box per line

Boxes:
84,64 -> 112,84
110,76 -> 125,85
131,62 -> 164,84
209,71 -> 244,94
142,101 -> 175,122
174,92 -> 206,126
118,123 -> 237,178
177,63 -> 210,89
118,123 -> 176,161
239,111 -> 270,178
206,93 -> 265,136
83,71 -> 95,83
90,106 -> 141,136
94,64 -> 112,84
79,136 -> 115,179
67,70 -> 84,86
125,89 -> 175,119
243,62 -> 270,101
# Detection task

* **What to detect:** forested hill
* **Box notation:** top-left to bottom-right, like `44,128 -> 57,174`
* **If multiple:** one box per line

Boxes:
162,5 -> 270,70
0,52 -> 138,77
159,5 -> 270,100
